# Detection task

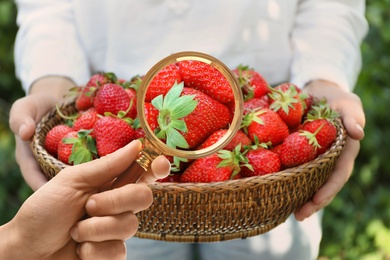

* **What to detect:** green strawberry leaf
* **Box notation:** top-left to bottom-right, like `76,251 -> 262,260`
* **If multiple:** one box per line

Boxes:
151,82 -> 197,150
166,127 -> 189,149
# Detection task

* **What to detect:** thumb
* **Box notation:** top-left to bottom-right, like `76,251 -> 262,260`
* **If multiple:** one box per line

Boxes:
9,94 -> 58,140
57,140 -> 143,188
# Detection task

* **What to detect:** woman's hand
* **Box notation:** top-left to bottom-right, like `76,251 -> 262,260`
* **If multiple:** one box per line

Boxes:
294,80 -> 365,221
9,76 -> 75,190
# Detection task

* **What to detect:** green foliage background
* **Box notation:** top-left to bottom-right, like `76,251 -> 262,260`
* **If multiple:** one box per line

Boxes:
0,1 -> 389,259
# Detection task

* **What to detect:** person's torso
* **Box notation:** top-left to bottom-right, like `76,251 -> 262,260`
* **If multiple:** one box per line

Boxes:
74,0 -> 298,85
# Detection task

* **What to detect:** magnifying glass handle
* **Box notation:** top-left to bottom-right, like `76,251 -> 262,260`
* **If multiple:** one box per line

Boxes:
109,161 -> 146,188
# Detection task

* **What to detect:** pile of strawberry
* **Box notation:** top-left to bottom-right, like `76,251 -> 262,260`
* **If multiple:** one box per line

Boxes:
44,62 -> 340,183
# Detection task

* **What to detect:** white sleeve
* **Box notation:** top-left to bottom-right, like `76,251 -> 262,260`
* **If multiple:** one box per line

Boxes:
14,0 -> 90,93
290,0 -> 368,92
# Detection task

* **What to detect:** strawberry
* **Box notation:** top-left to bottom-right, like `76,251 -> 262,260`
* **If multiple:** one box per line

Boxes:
279,130 -> 320,168
93,115 -> 135,157
178,60 -> 234,104
74,72 -> 118,111
302,119 -> 337,155
124,87 -> 137,119
197,129 -> 252,151
93,83 -> 131,116
180,146 -> 244,183
75,85 -> 96,111
242,108 -> 289,146
72,108 -> 99,134
302,102 -> 339,155
243,95 -> 270,115
232,64 -> 270,101
180,153 -> 233,183
240,147 -> 281,177
86,72 -> 117,87
269,85 -> 304,128
44,124 -> 73,157
274,83 -> 313,117
132,102 -> 160,140
57,130 -> 97,165
152,82 -> 230,149
145,64 -> 182,102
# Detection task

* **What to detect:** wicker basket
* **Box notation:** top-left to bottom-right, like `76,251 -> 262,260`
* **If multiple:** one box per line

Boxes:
31,100 -> 347,243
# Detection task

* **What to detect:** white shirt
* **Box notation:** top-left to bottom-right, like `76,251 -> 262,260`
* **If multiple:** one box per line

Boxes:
14,0 -> 368,93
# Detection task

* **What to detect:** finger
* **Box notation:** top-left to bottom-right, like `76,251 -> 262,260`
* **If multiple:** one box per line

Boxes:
294,137 -> 360,220
312,138 -> 360,203
333,93 -> 365,140
70,212 -> 138,242
76,240 -> 127,260
85,184 -> 153,216
9,95 -> 57,140
15,137 -> 48,191
58,140 -> 143,188
138,155 -> 171,184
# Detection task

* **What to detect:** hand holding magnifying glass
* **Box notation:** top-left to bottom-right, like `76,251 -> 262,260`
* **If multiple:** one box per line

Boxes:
110,52 -> 244,188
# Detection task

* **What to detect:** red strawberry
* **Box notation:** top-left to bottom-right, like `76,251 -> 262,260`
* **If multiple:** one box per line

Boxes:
44,124 -> 73,157
73,108 -> 99,134
181,88 -> 230,148
180,153 -> 234,183
274,83 -> 313,117
75,85 -> 96,111
145,64 -> 182,102
232,65 -> 270,100
57,130 -> 97,165
86,72 -> 117,87
302,102 -> 339,155
93,115 -> 135,157
243,96 -> 270,115
178,60 -> 234,104
269,85 -> 304,128
197,129 -> 252,151
240,147 -> 281,177
181,145 -> 246,183
124,87 -> 137,119
242,108 -> 289,146
302,119 -> 337,155
152,82 -> 230,149
132,102 -> 160,140
93,83 -> 131,116
279,130 -> 320,168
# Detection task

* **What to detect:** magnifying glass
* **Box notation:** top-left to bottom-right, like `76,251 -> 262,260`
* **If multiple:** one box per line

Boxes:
110,51 -> 243,188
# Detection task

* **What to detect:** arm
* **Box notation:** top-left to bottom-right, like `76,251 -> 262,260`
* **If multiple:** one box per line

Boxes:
12,0 -> 91,189
290,0 -> 368,92
14,0 -> 90,93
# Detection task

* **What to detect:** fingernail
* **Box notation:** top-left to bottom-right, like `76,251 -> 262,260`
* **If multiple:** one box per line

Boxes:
86,199 -> 96,212
70,226 -> 79,241
18,124 -> 26,136
356,124 -> 364,133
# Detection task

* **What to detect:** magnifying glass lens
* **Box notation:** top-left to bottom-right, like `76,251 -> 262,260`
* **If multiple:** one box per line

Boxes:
110,52 -> 243,187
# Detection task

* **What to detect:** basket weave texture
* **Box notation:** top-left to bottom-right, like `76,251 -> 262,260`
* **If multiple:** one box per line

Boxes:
31,100 -> 347,243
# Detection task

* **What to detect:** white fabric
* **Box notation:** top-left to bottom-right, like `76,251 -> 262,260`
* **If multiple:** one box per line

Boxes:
14,0 -> 368,93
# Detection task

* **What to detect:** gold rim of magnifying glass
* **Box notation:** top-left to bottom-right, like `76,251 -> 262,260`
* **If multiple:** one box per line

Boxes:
137,51 -> 243,159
